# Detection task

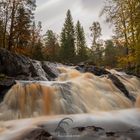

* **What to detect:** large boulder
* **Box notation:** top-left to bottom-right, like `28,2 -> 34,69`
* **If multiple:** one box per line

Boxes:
0,48 -> 61,101
0,76 -> 16,102
0,48 -> 31,77
0,48 -> 60,81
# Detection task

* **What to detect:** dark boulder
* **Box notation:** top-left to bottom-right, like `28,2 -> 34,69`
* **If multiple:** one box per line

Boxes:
42,61 -> 60,80
0,48 -> 31,77
75,64 -> 110,76
0,76 -> 16,102
85,66 -> 110,76
108,74 -> 135,102
20,128 -> 54,140
0,48 -> 61,101
0,48 -> 60,81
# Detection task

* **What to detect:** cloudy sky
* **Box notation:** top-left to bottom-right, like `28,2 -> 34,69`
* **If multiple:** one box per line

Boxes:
35,0 -> 113,44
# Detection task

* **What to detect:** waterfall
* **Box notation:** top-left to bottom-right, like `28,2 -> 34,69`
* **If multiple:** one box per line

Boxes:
0,67 -> 140,120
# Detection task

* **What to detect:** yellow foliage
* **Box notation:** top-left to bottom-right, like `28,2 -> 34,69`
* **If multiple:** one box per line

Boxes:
117,54 -> 136,69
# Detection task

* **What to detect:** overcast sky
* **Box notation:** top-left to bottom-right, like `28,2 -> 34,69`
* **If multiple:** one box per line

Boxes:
35,0 -> 113,45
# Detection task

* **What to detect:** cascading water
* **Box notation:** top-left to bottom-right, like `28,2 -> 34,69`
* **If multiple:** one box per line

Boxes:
0,67 -> 140,140
1,46 -> 140,140
0,67 -> 140,120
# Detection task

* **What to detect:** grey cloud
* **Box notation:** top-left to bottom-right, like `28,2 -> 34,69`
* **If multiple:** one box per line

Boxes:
35,0 -> 113,44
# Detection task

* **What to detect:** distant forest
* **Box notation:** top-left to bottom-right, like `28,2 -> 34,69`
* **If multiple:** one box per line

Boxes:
0,0 -> 140,75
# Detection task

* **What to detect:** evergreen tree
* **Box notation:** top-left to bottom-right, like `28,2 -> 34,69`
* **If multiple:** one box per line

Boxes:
14,6 -> 32,48
75,20 -> 88,62
60,10 -> 75,63
32,39 -> 44,61
104,40 -> 117,67
43,30 -> 59,61
0,0 -> 36,50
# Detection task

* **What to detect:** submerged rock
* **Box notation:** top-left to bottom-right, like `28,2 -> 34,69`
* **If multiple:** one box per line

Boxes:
20,128 -> 54,140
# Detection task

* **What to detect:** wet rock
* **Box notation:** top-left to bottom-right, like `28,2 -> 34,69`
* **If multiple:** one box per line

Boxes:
75,63 -> 136,102
30,60 -> 48,80
21,128 -> 54,140
0,77 -> 16,102
75,65 -> 110,76
108,74 -> 135,102
0,48 -> 62,101
0,48 -> 31,77
85,66 -> 110,76
42,61 -> 60,80
73,125 -> 105,133
106,131 -> 116,137
75,126 -> 85,132
0,48 -> 60,81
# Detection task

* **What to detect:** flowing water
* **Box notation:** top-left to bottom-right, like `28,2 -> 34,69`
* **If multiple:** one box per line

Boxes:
0,67 -> 140,121
0,67 -> 140,140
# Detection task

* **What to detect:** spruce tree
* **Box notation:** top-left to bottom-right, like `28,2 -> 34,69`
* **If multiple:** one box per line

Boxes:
32,39 -> 44,61
104,40 -> 117,67
60,10 -> 75,63
14,6 -> 32,48
75,20 -> 88,62
43,30 -> 59,61
0,0 -> 36,50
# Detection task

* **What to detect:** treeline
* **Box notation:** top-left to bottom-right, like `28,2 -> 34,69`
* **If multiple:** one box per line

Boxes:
101,0 -> 140,74
0,0 -> 140,75
42,10 -> 128,66
0,0 -> 37,52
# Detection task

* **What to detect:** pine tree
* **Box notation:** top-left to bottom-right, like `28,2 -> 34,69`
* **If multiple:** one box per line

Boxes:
32,39 -> 44,61
43,30 -> 59,61
75,20 -> 88,62
14,6 -> 32,48
104,40 -> 117,67
60,10 -> 75,63
0,0 -> 36,50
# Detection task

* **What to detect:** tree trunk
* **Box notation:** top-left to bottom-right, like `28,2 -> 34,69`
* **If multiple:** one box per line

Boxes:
8,0 -> 16,51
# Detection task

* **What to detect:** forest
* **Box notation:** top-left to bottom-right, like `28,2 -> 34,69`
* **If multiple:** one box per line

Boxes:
0,0 -> 140,75
1,1 -> 140,139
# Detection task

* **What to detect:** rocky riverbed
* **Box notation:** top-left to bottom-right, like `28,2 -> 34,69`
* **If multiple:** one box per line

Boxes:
0,48 -> 140,140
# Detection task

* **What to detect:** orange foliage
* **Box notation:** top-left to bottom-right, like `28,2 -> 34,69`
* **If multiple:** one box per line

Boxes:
11,47 -> 33,57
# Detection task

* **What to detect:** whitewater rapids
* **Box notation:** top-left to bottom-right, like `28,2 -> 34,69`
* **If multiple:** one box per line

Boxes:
0,67 -> 140,120
0,67 -> 140,140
